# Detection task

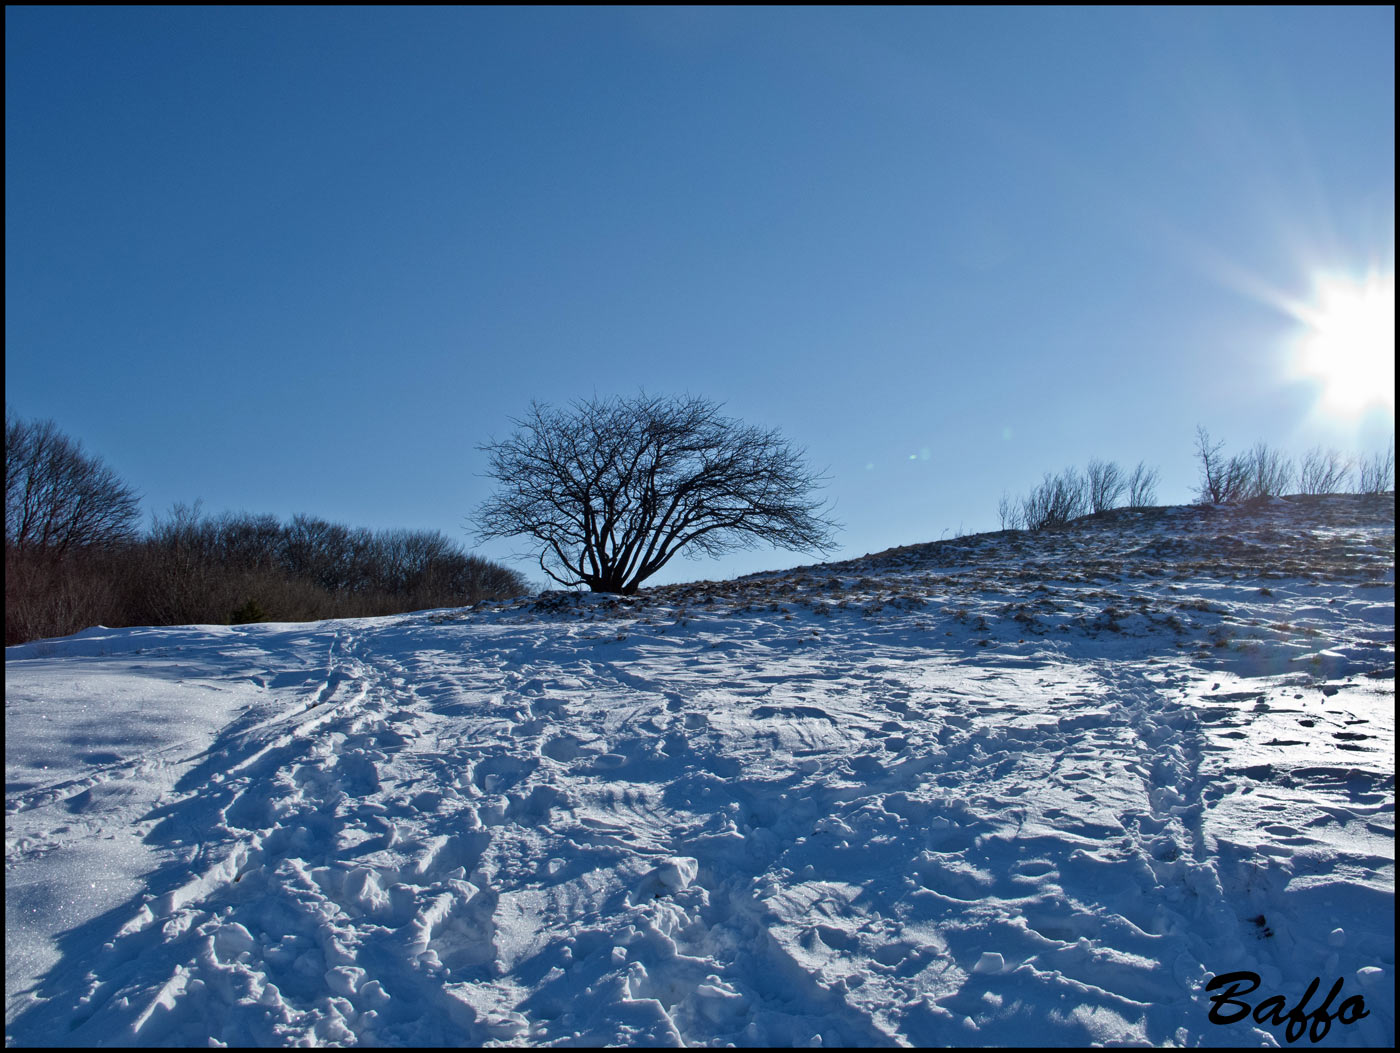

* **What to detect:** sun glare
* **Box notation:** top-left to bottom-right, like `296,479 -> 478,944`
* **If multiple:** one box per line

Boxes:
1292,273 -> 1395,417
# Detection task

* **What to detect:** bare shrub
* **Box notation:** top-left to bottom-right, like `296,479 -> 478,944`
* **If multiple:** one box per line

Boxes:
1218,454 -> 1253,503
1195,428 -> 1293,503
211,511 -> 283,571
1019,468 -> 1089,531
138,502 -> 244,625
1085,459 -> 1126,513
1194,426 -> 1246,503
1298,447 -> 1352,495
1357,442 -> 1395,493
7,499 -> 530,645
997,491 -> 1024,531
4,547 -> 120,646
283,515 -> 361,592
999,457 -> 1158,527
1126,461 -> 1160,507
1241,441 -> 1294,499
4,413 -> 529,644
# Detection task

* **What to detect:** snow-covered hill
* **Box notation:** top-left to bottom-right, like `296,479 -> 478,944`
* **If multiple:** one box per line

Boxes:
6,494 -> 1394,1046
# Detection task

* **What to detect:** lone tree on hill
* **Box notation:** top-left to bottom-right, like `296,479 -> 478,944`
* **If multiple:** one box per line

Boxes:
474,393 -> 840,594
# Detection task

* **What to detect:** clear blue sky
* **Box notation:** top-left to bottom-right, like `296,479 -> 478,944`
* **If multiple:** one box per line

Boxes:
6,6 -> 1394,587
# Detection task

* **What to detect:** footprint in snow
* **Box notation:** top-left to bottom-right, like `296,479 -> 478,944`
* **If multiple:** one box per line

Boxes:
471,755 -> 537,792
542,735 -> 585,761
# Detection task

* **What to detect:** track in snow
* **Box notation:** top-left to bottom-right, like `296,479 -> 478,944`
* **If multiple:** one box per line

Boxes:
6,494 -> 1394,1046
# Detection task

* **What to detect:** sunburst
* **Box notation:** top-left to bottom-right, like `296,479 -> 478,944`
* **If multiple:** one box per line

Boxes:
1292,272 -> 1395,417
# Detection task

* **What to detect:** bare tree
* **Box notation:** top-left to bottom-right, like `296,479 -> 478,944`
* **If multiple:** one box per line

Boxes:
474,393 -> 839,594
1126,460 -> 1160,507
1298,447 -> 1352,495
1357,442 -> 1395,493
6,411 -> 141,560
1085,459 -> 1126,513
1194,426 -> 1232,503
1220,455 -> 1252,502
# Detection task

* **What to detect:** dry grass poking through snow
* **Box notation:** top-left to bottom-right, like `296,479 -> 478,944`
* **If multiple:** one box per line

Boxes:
470,493 -> 1393,686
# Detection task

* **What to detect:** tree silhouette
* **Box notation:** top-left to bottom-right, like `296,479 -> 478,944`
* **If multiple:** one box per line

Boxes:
474,393 -> 839,594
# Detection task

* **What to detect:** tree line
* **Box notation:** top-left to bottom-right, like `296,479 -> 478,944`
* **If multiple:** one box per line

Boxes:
9,400 -> 1396,644
6,412 -> 527,646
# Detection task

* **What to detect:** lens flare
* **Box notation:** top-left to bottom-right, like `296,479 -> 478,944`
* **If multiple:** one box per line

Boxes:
1292,273 -> 1395,417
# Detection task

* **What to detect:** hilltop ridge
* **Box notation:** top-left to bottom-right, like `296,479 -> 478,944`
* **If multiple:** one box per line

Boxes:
484,493 -> 1394,685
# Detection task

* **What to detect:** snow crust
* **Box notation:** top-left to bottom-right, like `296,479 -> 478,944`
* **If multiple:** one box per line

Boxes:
6,494 -> 1394,1046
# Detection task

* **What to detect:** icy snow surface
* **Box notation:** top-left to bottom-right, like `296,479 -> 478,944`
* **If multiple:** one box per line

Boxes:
6,494 -> 1394,1046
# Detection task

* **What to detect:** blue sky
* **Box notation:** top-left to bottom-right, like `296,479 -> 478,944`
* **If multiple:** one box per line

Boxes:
6,6 -> 1394,587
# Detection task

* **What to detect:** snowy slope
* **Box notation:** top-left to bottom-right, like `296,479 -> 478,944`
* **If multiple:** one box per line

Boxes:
6,494 -> 1394,1047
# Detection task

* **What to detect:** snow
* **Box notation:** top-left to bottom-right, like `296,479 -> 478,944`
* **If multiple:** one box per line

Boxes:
5,494 -> 1394,1047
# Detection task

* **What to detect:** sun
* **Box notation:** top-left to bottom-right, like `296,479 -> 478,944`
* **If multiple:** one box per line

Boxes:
1292,272 -> 1395,417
